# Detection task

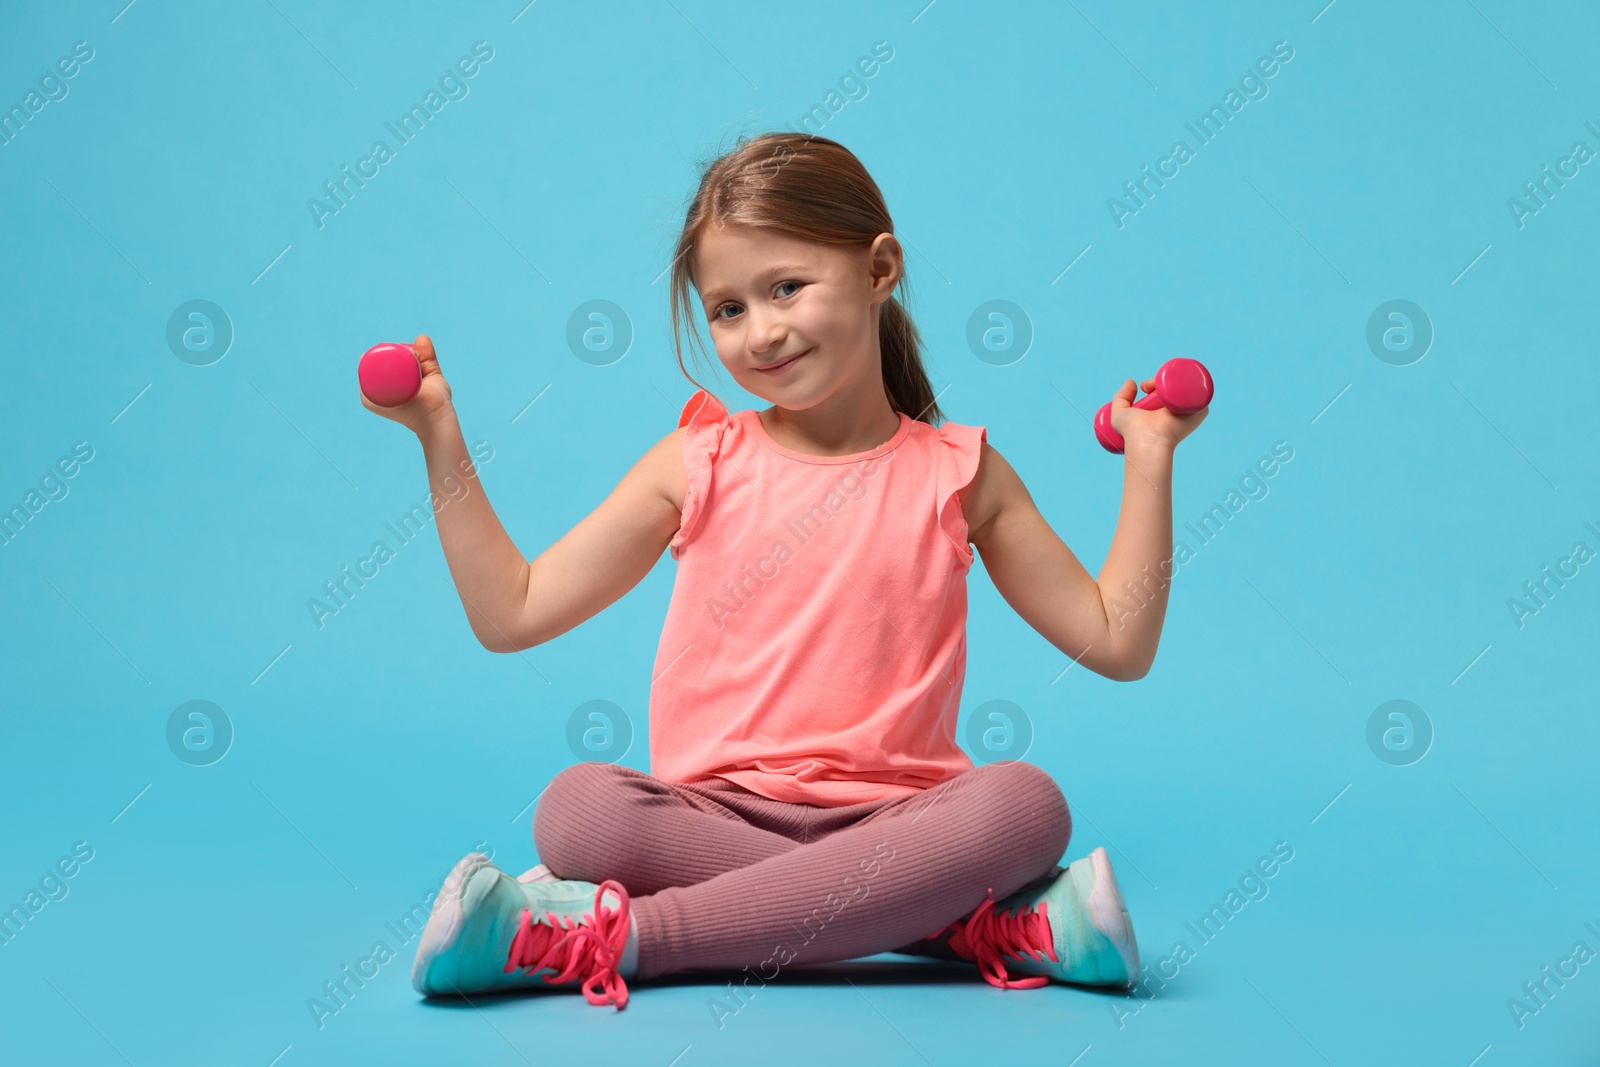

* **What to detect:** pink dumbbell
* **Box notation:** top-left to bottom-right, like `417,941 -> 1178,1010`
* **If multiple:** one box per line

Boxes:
1094,357 -> 1213,454
358,343 -> 422,407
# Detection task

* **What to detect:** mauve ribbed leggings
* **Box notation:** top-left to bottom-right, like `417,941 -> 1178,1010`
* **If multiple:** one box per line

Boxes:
531,759 -> 1072,982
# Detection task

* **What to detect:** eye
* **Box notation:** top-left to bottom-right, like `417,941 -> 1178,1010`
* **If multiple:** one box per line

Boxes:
710,280 -> 801,322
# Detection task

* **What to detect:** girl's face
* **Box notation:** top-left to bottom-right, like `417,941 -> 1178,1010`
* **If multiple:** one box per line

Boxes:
693,222 -> 901,409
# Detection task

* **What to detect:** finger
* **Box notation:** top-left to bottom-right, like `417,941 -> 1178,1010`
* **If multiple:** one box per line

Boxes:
1140,377 -> 1156,395
413,333 -> 438,374
1111,378 -> 1137,408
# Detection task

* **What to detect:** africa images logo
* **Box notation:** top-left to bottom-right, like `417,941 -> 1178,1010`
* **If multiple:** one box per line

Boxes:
306,42 -> 495,230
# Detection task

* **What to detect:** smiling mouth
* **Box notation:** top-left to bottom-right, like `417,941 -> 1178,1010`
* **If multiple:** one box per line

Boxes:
754,347 -> 811,374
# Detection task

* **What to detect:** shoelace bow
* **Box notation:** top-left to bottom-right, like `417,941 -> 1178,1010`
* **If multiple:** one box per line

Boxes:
503,879 -> 632,1009
932,886 -> 1057,990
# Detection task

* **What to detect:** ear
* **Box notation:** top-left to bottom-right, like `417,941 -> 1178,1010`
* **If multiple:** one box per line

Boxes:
865,232 -> 903,305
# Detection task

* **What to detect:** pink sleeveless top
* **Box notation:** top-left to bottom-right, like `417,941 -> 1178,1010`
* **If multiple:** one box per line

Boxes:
649,389 -> 987,806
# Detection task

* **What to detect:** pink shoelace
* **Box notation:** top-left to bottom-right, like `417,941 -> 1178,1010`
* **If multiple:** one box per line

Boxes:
503,879 -> 632,1009
929,886 -> 1056,990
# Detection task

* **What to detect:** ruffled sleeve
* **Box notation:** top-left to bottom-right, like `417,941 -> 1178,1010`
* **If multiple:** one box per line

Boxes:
669,389 -> 731,560
933,421 -> 987,565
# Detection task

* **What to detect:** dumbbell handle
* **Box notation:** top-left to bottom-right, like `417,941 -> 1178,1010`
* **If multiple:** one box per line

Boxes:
1128,391 -> 1169,413
1094,357 -> 1213,454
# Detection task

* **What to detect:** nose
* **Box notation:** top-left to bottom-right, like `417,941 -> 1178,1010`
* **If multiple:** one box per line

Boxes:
745,304 -> 786,356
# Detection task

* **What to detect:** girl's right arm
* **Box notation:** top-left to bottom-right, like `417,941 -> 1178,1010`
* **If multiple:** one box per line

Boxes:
364,334 -> 686,652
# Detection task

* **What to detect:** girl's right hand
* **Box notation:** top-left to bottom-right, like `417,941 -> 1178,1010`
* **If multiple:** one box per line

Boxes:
359,333 -> 455,435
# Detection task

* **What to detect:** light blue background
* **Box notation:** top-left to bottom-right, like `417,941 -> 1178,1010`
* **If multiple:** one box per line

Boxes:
2,1 -> 1596,1064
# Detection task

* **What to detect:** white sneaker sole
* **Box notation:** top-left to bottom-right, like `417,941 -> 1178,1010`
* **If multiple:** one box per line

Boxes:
518,863 -> 559,884
1085,846 -> 1140,986
411,851 -> 495,994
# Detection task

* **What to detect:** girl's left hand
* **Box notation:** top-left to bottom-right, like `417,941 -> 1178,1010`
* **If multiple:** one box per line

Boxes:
1109,376 -> 1209,455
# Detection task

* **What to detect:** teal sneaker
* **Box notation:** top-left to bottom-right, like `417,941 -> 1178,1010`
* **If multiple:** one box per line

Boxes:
410,852 -> 634,1008
904,846 -> 1139,989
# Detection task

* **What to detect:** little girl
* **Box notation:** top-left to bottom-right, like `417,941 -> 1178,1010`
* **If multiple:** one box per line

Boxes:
367,133 -> 1206,1010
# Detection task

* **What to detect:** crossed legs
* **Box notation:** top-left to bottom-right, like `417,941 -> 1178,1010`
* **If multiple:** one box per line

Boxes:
532,761 -> 1071,981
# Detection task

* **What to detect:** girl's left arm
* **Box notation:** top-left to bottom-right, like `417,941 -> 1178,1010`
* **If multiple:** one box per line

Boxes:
963,377 -> 1206,682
